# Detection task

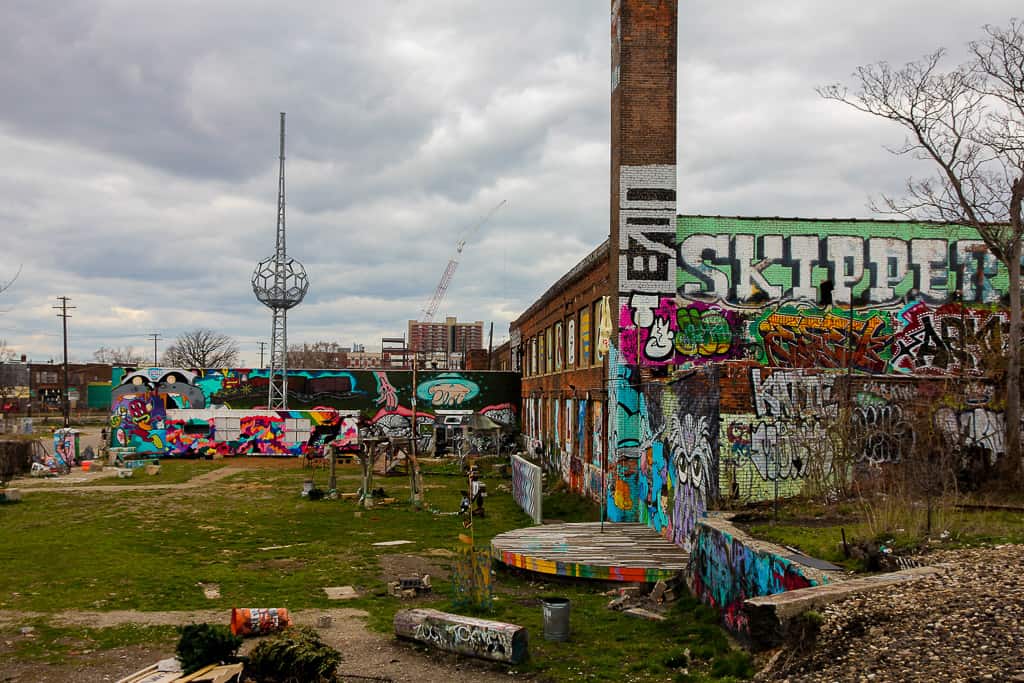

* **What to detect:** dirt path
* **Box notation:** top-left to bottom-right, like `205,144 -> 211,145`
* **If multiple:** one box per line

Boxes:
12,466 -> 243,493
0,607 -> 517,682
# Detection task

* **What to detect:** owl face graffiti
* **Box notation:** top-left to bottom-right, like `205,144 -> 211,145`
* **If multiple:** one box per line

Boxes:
670,413 -> 713,494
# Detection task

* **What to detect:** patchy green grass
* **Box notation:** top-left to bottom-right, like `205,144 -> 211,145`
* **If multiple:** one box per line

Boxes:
0,460 -> 751,681
542,481 -> 602,522
742,495 -> 1024,571
84,459 -> 229,486
0,621 -> 177,664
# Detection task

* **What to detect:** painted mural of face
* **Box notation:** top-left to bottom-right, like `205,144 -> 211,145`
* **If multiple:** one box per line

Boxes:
670,413 -> 713,495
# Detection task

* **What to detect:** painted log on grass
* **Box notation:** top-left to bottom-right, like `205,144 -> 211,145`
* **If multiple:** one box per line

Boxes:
394,608 -> 528,664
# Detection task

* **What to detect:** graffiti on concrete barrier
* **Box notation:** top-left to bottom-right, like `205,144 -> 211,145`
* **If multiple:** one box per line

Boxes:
511,454 -> 543,525
688,522 -> 822,636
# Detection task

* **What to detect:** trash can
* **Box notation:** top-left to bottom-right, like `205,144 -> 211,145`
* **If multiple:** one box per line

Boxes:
540,597 -> 570,641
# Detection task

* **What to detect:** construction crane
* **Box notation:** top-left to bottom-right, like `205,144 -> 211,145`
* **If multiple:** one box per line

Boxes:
420,199 -> 507,322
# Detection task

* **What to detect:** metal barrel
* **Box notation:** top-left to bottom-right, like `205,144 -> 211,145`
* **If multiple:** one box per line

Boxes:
540,597 -> 570,641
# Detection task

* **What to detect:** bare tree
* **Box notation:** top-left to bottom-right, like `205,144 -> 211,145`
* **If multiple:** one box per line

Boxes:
819,20 -> 1024,484
93,345 -> 145,366
0,265 -> 21,298
161,329 -> 240,368
0,339 -> 14,363
287,341 -> 349,368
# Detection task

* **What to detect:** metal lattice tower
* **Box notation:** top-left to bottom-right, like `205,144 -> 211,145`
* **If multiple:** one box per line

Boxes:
252,112 -> 308,409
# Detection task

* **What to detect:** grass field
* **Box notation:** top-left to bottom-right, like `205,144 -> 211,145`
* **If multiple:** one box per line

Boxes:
0,459 -> 751,682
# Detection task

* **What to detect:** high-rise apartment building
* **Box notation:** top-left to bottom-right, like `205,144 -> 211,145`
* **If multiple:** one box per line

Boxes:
407,317 -> 484,354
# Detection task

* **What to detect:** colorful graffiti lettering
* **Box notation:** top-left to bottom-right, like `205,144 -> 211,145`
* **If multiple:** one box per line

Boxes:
620,296 -> 741,366
892,302 -> 1007,375
616,164 -> 677,353
418,376 -> 479,407
753,306 -> 891,374
678,226 -> 1004,306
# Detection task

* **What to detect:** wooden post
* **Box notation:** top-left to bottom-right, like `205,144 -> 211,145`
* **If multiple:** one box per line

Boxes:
328,442 -> 337,491
360,439 -> 378,509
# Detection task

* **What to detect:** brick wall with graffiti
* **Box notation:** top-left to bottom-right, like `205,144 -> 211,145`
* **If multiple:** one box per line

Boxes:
601,216 -> 1019,546
109,367 -> 519,457
618,216 -> 1015,372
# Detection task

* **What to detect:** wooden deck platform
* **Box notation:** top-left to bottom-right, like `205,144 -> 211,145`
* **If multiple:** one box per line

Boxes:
491,522 -> 689,583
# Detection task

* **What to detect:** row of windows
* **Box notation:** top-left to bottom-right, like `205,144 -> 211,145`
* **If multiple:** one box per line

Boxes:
522,298 -> 606,378
522,396 -> 605,466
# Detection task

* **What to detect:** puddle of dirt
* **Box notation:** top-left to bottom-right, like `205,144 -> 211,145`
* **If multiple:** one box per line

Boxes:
378,553 -> 450,582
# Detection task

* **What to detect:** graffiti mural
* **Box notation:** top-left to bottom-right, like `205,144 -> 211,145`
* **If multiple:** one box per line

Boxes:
110,367 -> 518,457
892,302 -> 1008,375
511,454 -> 543,524
580,308 -> 592,365
678,218 -> 1009,306
417,374 -> 480,407
555,322 -> 564,371
688,521 -> 824,637
618,164 -> 677,350
674,218 -> 1016,378
606,345 -> 639,520
619,296 -> 743,367
752,305 -> 892,374
567,318 -> 576,367
630,368 -> 720,550
717,369 -> 835,501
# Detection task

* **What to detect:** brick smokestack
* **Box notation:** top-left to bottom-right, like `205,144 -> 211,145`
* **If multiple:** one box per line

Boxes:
609,0 -> 678,359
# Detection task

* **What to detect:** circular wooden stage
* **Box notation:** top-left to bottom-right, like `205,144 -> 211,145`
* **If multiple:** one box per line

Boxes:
490,522 -> 690,583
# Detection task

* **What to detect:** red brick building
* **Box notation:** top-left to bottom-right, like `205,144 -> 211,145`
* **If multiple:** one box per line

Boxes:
511,241 -> 611,498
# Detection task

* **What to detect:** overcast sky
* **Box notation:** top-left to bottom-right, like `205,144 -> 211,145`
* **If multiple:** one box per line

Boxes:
1,1 -> 1019,366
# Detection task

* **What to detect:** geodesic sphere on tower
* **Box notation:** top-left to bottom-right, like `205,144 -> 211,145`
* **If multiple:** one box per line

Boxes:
252,256 -> 309,309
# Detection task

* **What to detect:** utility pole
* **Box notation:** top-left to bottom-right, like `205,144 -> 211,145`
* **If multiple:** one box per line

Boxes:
148,332 -> 161,365
53,296 -> 75,428
258,342 -> 267,368
487,322 -> 494,370
410,349 -> 422,507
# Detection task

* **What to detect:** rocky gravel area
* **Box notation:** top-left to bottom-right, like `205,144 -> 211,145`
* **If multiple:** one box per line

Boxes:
759,544 -> 1024,683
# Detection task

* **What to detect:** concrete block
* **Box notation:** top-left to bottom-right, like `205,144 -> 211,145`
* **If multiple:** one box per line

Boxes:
743,565 -> 947,650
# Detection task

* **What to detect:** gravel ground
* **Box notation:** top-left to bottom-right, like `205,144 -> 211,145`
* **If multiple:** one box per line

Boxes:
0,607 -> 515,683
758,544 -> 1024,683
